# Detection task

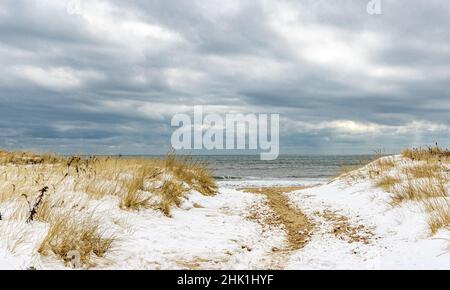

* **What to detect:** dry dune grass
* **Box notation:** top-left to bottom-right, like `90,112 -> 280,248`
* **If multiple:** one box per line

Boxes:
164,153 -> 217,196
0,149 -> 217,267
153,180 -> 189,216
390,179 -> 448,206
328,146 -> 450,234
361,157 -> 397,180
402,163 -> 446,181
375,175 -> 401,192
370,157 -> 396,173
2,189 -> 111,266
367,146 -> 450,234
402,145 -> 450,163
0,150 -> 217,213
0,150 -> 62,165
38,213 -> 115,267
119,166 -> 162,210
421,198 -> 450,235
391,176 -> 449,234
336,150 -> 391,181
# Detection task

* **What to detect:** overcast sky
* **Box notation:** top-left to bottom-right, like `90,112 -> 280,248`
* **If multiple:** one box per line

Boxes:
0,0 -> 449,155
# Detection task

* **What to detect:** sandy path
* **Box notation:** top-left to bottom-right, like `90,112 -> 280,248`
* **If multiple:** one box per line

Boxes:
152,186 -> 314,270
116,185 -> 377,270
240,186 -> 314,268
284,189 -> 382,269
242,187 -> 313,250
239,186 -> 377,269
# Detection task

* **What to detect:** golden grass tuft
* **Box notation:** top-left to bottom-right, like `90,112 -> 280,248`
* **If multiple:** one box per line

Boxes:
402,163 -> 446,180
154,180 -> 189,216
376,175 -> 401,192
421,198 -> 450,235
0,150 -> 64,165
372,158 -> 396,172
18,189 -> 115,267
119,167 -> 158,210
390,179 -> 448,206
402,145 -> 450,162
164,152 -> 218,196
366,158 -> 396,179
38,213 -> 114,267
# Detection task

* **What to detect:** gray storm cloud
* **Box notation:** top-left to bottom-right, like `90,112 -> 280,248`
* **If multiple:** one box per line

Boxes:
0,0 -> 449,154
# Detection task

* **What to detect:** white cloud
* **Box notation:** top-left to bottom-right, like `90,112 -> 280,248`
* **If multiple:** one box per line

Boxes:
291,119 -> 384,134
207,55 -> 288,81
395,120 -> 449,134
266,1 -> 422,92
164,68 -> 208,91
289,119 -> 450,136
78,1 -> 184,58
97,100 -> 194,121
195,0 -> 241,20
13,65 -> 104,90
322,120 -> 382,134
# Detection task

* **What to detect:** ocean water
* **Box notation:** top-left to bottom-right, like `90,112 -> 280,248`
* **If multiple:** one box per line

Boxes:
192,155 -> 373,182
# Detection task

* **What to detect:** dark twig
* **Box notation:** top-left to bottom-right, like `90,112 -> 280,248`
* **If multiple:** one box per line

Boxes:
26,186 -> 49,223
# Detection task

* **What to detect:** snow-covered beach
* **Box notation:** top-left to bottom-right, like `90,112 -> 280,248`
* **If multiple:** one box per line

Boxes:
0,150 -> 449,269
